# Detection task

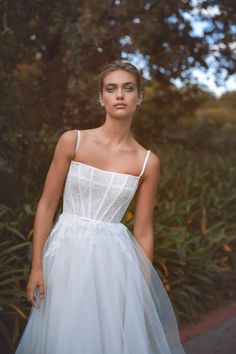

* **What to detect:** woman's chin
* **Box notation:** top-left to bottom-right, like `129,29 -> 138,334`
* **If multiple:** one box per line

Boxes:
107,108 -> 135,118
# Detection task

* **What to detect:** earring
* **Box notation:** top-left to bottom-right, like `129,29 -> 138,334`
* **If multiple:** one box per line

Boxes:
137,96 -> 143,105
98,93 -> 104,106
138,91 -> 143,105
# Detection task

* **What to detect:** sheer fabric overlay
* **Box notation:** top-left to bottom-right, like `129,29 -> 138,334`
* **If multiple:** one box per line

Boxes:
15,130 -> 185,354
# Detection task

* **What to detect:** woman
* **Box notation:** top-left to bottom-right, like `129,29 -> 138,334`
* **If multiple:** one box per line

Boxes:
15,60 -> 186,353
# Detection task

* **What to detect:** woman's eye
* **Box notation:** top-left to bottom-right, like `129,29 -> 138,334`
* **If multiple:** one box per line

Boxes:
106,86 -> 134,92
125,86 -> 133,91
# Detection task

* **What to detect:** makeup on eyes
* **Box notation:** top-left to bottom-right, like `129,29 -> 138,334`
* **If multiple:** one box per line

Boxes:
104,82 -> 135,92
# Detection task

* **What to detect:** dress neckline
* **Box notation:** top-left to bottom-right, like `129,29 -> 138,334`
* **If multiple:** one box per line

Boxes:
70,160 -> 140,180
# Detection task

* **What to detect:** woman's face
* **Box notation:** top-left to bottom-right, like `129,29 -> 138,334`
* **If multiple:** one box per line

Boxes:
101,69 -> 140,117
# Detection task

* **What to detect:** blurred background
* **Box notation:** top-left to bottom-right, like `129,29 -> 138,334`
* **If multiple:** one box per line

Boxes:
0,1 -> 236,352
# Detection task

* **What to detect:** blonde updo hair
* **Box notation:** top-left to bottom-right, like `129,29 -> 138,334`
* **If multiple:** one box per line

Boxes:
98,60 -> 143,97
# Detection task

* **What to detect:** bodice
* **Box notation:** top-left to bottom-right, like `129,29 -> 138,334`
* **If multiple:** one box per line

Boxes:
62,161 -> 140,223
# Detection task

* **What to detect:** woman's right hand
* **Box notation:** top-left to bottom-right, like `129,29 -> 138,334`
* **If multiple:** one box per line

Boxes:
27,268 -> 45,308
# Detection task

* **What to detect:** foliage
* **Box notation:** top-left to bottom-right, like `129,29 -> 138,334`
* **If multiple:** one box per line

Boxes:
1,0 -> 236,138
176,90 -> 236,151
126,144 -> 236,322
0,204 -> 32,352
1,1 -> 236,351
1,139 -> 236,350
153,145 -> 236,321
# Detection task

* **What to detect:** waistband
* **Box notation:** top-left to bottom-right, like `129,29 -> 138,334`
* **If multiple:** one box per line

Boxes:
59,212 -> 121,225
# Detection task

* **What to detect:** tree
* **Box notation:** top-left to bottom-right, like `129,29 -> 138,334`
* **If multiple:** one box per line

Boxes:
1,0 -> 236,203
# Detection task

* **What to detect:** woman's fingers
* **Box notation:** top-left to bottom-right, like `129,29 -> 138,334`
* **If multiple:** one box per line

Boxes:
39,282 -> 45,299
27,284 -> 37,307
27,282 -> 45,307
26,270 -> 45,307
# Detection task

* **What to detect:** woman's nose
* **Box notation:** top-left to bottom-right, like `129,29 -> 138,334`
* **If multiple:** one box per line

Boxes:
116,89 -> 124,98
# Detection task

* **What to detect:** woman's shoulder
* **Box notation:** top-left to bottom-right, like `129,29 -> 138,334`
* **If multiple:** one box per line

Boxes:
143,149 -> 160,176
59,128 -> 97,142
148,151 -> 160,174
54,130 -> 79,160
131,140 -> 160,180
60,128 -> 98,139
134,140 -> 160,163
57,128 -> 96,149
56,129 -> 78,148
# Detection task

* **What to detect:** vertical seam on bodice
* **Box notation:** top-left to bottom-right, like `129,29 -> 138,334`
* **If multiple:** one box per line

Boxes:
88,167 -> 94,218
93,174 -> 115,220
67,176 -> 76,214
105,176 -> 133,222
77,165 -> 85,216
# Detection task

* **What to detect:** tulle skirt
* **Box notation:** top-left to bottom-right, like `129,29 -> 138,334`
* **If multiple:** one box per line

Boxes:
15,212 -> 185,354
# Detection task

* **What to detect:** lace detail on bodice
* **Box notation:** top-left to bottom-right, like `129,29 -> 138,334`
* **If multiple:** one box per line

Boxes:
62,130 -> 151,223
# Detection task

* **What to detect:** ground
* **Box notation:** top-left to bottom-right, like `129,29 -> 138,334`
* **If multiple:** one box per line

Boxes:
180,301 -> 236,354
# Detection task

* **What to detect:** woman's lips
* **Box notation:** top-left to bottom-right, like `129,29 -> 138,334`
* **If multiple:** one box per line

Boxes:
114,104 -> 127,108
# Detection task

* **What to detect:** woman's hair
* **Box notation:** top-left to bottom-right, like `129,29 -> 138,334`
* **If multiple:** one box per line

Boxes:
98,60 -> 143,96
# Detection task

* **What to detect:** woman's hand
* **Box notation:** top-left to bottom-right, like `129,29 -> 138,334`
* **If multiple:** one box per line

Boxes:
27,268 -> 45,308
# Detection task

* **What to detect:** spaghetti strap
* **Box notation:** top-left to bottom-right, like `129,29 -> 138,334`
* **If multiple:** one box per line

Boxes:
139,150 -> 151,178
75,130 -> 80,154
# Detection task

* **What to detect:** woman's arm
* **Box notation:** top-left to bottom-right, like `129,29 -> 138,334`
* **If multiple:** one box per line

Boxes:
27,130 -> 77,307
133,152 -> 160,263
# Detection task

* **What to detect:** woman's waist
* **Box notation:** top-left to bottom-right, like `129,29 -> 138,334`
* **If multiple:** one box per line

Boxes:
58,211 -> 123,226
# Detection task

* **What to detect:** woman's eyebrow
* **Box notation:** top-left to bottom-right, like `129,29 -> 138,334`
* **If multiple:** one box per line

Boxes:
104,82 -> 135,87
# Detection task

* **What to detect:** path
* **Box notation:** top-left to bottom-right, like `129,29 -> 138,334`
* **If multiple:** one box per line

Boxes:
180,301 -> 236,354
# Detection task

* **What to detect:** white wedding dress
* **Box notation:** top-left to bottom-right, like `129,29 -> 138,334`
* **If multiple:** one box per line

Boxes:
15,130 -> 185,354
